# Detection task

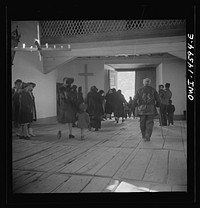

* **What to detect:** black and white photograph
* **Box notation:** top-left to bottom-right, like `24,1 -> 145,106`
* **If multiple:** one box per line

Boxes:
5,3 -> 196,206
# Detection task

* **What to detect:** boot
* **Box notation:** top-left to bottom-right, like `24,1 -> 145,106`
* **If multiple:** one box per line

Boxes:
28,128 -> 36,137
57,130 -> 62,139
24,125 -> 31,140
69,134 -> 75,139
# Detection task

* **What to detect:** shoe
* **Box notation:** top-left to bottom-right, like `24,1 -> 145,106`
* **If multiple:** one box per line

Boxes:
81,136 -> 84,140
145,137 -> 150,141
69,134 -> 75,139
24,136 -> 31,140
57,130 -> 61,139
122,119 -> 125,122
19,136 -> 25,139
95,128 -> 99,131
28,128 -> 36,137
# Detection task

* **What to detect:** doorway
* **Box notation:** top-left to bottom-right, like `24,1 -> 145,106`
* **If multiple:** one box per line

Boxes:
108,68 -> 156,99
117,71 -> 135,101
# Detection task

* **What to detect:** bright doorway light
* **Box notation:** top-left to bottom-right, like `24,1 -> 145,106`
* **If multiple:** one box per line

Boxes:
117,71 -> 135,101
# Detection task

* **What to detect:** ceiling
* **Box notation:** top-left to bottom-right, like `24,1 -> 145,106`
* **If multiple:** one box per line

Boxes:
106,63 -> 158,70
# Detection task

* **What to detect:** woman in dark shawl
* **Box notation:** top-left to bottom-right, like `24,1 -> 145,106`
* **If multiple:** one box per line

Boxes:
104,89 -> 113,119
85,86 -> 103,131
114,90 -> 127,123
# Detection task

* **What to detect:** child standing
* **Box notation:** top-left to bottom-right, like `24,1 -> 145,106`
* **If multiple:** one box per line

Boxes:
77,103 -> 90,140
167,99 -> 175,126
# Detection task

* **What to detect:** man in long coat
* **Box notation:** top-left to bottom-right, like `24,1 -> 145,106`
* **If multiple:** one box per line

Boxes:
133,78 -> 160,141
160,83 -> 172,126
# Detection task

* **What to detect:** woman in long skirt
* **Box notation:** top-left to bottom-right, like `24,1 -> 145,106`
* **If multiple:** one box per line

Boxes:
85,86 -> 103,131
57,77 -> 77,139
18,83 -> 35,140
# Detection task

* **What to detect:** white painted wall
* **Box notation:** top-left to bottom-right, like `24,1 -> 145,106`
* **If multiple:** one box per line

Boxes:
156,63 -> 163,90
57,59 -> 105,98
162,59 -> 186,115
12,21 -> 57,119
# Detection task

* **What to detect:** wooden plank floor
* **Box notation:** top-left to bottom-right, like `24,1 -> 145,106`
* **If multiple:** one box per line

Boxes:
12,118 -> 187,193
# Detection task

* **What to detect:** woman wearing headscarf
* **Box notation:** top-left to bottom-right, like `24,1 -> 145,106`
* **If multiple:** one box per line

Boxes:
18,83 -> 35,139
26,82 -> 37,137
105,89 -> 113,119
57,77 -> 77,139
114,90 -> 127,123
85,86 -> 103,131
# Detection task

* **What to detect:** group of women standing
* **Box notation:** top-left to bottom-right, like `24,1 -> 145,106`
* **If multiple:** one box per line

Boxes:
12,79 -> 37,139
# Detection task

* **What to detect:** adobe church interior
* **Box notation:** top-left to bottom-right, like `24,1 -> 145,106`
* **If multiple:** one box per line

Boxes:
11,20 -> 186,123
11,20 -> 188,194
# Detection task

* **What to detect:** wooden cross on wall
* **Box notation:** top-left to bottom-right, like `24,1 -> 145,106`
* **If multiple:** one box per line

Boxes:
78,64 -> 94,97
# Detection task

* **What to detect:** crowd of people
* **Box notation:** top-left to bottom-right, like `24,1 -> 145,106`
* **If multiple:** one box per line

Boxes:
56,77 -> 136,140
12,76 -> 175,141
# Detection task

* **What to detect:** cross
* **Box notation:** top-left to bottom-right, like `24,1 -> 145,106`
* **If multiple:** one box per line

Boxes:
78,64 -> 94,97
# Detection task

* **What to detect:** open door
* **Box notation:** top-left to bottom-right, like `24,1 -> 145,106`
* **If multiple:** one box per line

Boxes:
109,69 -> 118,89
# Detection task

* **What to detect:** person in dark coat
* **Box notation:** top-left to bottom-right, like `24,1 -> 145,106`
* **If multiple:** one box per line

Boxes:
160,83 -> 172,126
18,83 -> 35,140
85,86 -> 102,131
77,86 -> 84,106
57,77 -> 77,139
105,89 -> 114,119
133,78 -> 160,141
71,85 -> 78,127
26,82 -> 37,137
158,84 -> 165,125
114,90 -> 127,123
158,84 -> 165,98
167,99 -> 175,125
12,79 -> 23,130
128,96 -> 135,118
98,90 -> 105,120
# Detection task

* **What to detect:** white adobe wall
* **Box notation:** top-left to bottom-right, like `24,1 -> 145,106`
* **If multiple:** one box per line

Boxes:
162,59 -> 186,115
57,59 -> 105,99
12,21 -> 57,119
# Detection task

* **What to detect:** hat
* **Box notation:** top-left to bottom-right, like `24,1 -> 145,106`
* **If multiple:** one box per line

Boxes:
91,86 -> 98,92
63,77 -> 74,85
165,83 -> 170,87
79,103 -> 87,111
72,85 -> 77,89
21,82 -> 29,89
15,79 -> 22,84
28,82 -> 36,87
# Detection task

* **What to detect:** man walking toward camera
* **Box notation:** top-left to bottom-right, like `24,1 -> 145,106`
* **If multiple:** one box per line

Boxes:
133,78 -> 160,141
